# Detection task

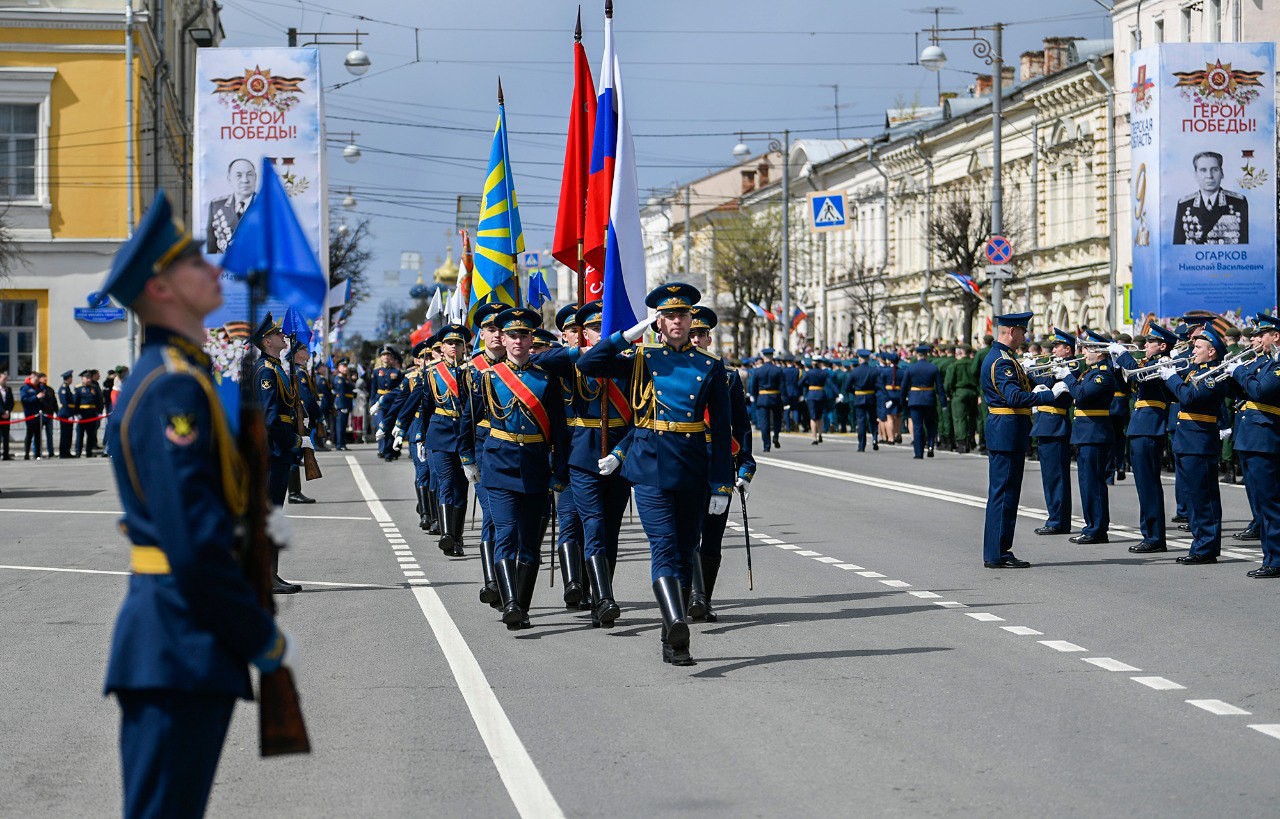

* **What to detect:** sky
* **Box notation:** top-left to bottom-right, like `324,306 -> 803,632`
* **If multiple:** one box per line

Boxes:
218,0 -> 1112,335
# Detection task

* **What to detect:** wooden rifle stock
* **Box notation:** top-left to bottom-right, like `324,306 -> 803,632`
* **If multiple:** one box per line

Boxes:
241,345 -> 311,757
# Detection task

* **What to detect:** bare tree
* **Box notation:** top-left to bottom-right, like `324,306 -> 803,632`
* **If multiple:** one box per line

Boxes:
841,253 -> 889,349
0,203 -> 27,291
329,217 -> 373,308
710,209 -> 784,356
374,298 -> 411,344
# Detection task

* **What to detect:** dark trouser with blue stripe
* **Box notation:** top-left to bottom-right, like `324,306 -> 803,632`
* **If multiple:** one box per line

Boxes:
700,497 -> 730,560
633,484 -> 705,585
116,690 -> 235,819
570,467 -> 630,566
758,403 -> 781,449
1037,436 -> 1072,530
1108,414 -> 1129,473
1239,451 -> 1280,567
908,406 -> 936,457
267,455 -> 291,506
557,483 -> 581,546
1176,452 -> 1221,558
1130,435 -> 1166,545
428,449 -> 466,506
476,443 -> 495,543
854,404 -> 877,450
412,442 -> 430,487
1076,442 -> 1110,538
1173,450 -> 1189,518
488,487 -> 544,566
983,450 -> 1026,563
335,409 -> 349,448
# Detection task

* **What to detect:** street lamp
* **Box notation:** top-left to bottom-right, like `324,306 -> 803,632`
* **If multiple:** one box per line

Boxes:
340,132 -> 362,164
342,191 -> 357,210
286,28 -> 372,77
920,22 -> 1008,315
731,130 -> 792,353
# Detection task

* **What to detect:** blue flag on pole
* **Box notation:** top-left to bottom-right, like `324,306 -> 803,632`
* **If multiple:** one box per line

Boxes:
527,270 -> 553,309
221,159 -> 327,320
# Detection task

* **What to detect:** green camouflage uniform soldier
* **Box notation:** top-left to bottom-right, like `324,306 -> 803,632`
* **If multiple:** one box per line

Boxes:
947,344 -> 979,453
931,344 -> 954,451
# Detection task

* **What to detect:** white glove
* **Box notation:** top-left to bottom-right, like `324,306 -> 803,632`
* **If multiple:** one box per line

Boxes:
393,436 -> 404,450
1225,361 -> 1242,377
375,427 -> 385,442
597,454 -> 621,475
301,416 -> 310,430
1052,366 -> 1071,380
622,315 -> 654,343
392,425 -> 403,440
463,463 -> 479,484
1107,343 -> 1127,357
708,494 -> 730,516
1050,382 -> 1069,398
885,401 -> 893,408
1032,384 -> 1050,393
415,443 -> 425,462
836,394 -> 845,404
266,507 -> 295,549
1158,365 -> 1178,380
735,476 -> 750,502
300,436 -> 314,450
783,404 -> 791,410
1219,428 -> 1232,440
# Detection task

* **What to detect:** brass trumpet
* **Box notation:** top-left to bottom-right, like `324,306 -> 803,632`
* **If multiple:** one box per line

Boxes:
1122,356 -> 1191,382
1078,340 -> 1139,351
1190,347 -> 1259,383
1025,355 -> 1084,377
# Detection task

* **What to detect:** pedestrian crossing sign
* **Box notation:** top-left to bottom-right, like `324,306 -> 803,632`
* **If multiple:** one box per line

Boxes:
806,191 -> 850,232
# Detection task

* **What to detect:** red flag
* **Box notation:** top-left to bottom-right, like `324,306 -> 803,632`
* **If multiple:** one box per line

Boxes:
582,7 -> 618,291
410,320 -> 432,348
552,21 -> 597,292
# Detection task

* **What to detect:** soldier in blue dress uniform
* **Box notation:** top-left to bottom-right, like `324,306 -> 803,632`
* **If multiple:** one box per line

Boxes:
96,191 -> 292,819
331,359 -> 355,450
781,352 -> 802,433
902,344 -> 945,459
73,369 -> 105,457
56,370 -> 75,458
545,303 -> 590,610
370,346 -> 403,460
251,313 -> 306,593
413,323 -> 474,556
1032,329 -> 1077,536
1112,326 -> 1178,552
878,352 -> 904,445
1227,313 -> 1280,577
578,282 -> 733,667
1159,325 -> 1230,564
393,338 -> 437,534
286,342 -> 318,505
465,302 -> 508,607
749,347 -> 783,451
800,357 -> 832,444
686,306 -> 754,622
981,312 -> 1069,568
845,350 -> 879,452
461,308 -> 570,630
1057,330 -> 1116,543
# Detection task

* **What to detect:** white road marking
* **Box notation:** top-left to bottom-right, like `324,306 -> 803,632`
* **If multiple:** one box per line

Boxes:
1186,699 -> 1251,716
1001,626 -> 1043,636
403,570 -> 426,577
879,580 -> 911,588
837,564 -> 865,570
775,544 -> 800,550
814,556 -> 842,563
1248,724 -> 1280,740
933,601 -> 966,608
795,550 -> 822,557
346,455 -> 564,819
758,538 -> 783,545
856,571 -> 886,578
0,563 -> 394,588
0,563 -> 127,576
1039,640 -> 1087,652
1131,676 -> 1186,691
0,507 -> 370,521
401,564 -> 421,570
908,591 -> 941,599
1083,657 -> 1141,672
965,613 -> 1004,622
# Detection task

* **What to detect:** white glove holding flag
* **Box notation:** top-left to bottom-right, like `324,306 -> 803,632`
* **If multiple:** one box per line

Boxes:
1050,382 -> 1069,398
623,315 -> 654,344
708,495 -> 730,516
266,507 -> 295,549
597,454 -> 621,475
463,463 -> 480,484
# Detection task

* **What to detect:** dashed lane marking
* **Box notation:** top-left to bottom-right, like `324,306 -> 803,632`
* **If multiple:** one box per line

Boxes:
0,506 -> 373,521
1084,657 -> 1142,672
933,601 -> 967,608
795,550 -> 822,557
908,591 -> 941,599
1132,676 -> 1186,691
965,612 -> 1004,622
1248,725 -> 1280,740
1039,640 -> 1088,652
1187,699 -> 1251,716
814,557 -> 843,564
1001,626 -> 1044,636
856,571 -> 886,578
345,455 -> 565,819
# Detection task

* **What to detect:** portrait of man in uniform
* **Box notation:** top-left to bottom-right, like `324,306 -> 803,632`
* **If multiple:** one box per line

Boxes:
205,157 -> 259,253
1173,151 -> 1249,245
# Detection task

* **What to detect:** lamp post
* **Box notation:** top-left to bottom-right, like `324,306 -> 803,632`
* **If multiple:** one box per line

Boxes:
920,23 -> 1008,315
731,129 -> 792,353
286,28 -> 372,76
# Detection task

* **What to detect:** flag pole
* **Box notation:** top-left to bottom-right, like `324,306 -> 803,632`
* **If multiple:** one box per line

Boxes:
498,76 -> 522,308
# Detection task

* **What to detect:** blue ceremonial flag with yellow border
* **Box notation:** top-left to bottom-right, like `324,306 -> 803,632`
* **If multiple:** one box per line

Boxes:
470,86 -> 525,320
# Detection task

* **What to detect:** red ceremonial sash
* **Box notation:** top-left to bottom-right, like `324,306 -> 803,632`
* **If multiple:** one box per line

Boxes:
704,407 -> 742,456
492,362 -> 552,442
434,362 -> 460,398
472,353 -> 493,372
604,380 -> 633,423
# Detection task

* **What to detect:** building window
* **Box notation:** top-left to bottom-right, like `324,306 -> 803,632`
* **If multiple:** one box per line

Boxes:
1230,0 -> 1242,41
1207,0 -> 1222,41
1154,18 -> 1165,43
1181,7 -> 1193,41
0,104 -> 38,200
0,299 -> 37,376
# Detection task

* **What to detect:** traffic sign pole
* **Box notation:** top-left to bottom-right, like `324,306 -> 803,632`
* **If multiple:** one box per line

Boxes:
983,236 -> 1013,317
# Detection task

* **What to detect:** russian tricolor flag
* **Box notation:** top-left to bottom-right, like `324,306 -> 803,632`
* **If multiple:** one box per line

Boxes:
595,9 -> 646,335
581,12 -> 616,297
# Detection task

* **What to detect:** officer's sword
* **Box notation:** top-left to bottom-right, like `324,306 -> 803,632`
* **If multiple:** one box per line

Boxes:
548,491 -> 557,587
739,487 -> 753,591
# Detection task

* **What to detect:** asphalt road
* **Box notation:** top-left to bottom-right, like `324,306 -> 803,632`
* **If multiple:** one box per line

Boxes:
1,432 -> 1276,818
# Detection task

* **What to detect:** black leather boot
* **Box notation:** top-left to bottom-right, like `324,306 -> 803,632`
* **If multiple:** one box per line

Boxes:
416,485 -> 431,531
576,544 -> 592,610
495,559 -> 520,626
287,465 -> 315,504
510,561 -> 538,630
557,542 -> 584,609
438,502 -> 456,554
271,552 -> 301,594
427,487 -> 441,535
479,540 -> 500,607
587,554 -> 620,627
653,576 -> 692,666
688,555 -> 708,620
702,554 -> 722,623
446,506 -> 466,556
